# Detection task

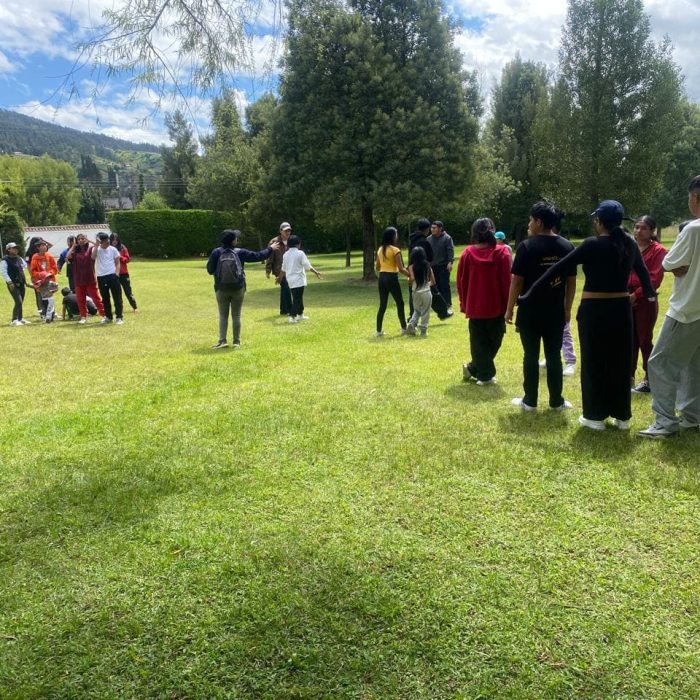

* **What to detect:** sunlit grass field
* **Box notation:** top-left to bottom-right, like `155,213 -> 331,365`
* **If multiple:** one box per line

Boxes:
1,247 -> 698,699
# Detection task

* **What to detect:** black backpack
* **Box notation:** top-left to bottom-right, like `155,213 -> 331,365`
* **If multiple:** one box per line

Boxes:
216,248 -> 244,289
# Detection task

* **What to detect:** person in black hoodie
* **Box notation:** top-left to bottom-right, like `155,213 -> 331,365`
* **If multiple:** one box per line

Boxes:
1,242 -> 32,325
408,218 -> 433,316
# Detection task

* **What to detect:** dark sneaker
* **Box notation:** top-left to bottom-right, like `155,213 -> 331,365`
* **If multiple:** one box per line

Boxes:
212,340 -> 228,349
632,380 -> 651,394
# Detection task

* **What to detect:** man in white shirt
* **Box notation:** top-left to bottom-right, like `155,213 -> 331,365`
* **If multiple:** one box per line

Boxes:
91,232 -> 124,325
639,176 -> 700,438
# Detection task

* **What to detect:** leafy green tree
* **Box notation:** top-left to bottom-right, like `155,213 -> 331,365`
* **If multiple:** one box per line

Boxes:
651,100 -> 700,228
77,186 -> 106,224
138,191 -> 169,210
0,155 -> 80,226
159,111 -> 198,209
489,57 -> 549,236
0,205 -> 24,255
78,154 -> 102,183
271,0 -> 480,279
536,0 -> 682,215
187,92 -> 259,213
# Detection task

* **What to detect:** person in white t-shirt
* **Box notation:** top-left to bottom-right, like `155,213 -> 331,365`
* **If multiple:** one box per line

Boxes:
91,232 -> 124,325
639,176 -> 700,438
278,236 -> 322,323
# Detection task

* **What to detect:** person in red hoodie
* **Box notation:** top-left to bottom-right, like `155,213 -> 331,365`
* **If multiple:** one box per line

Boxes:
66,233 -> 106,324
629,215 -> 666,394
110,234 -> 138,312
457,217 -> 512,385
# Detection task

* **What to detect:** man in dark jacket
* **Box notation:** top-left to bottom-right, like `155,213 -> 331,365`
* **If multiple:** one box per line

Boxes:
266,221 -> 293,316
428,220 -> 455,316
207,229 -> 280,349
407,218 -> 433,315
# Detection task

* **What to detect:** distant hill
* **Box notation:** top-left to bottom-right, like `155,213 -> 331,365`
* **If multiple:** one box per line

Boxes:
0,109 -> 163,184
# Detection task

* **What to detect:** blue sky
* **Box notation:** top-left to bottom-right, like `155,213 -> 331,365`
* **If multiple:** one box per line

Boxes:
1,0 -> 697,146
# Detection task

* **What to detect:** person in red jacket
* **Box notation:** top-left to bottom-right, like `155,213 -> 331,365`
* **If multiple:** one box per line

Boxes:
110,234 -> 138,312
457,217 -> 512,385
629,215 -> 667,393
66,233 -> 106,324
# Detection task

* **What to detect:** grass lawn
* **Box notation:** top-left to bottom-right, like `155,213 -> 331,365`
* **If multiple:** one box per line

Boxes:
1,251 -> 699,699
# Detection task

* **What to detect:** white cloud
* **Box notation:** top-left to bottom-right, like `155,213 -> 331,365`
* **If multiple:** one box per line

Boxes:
0,50 -> 17,74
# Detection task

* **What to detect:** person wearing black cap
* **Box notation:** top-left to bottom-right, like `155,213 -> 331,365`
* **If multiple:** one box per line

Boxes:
520,200 -> 656,431
1,242 -> 32,325
207,229 -> 280,349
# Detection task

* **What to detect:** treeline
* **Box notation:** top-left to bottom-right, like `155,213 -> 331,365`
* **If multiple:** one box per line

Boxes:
155,0 -> 700,276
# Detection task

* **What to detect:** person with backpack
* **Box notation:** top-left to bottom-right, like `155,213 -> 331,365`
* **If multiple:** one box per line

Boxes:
207,229 -> 280,349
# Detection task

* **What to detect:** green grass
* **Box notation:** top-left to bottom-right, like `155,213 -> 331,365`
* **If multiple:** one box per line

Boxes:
1,252 -> 699,699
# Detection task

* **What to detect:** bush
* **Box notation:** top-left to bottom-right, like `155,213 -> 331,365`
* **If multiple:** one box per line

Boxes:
0,206 -> 25,256
108,210 -> 239,257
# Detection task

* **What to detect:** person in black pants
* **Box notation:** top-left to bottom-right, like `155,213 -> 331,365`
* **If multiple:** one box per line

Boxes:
92,232 -> 124,324
407,219 -> 433,316
428,220 -> 455,316
506,201 -> 576,411
2,242 -> 32,325
520,200 -> 657,430
375,226 -> 409,336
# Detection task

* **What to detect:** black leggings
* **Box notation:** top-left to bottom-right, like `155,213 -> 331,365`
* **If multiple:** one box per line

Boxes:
119,274 -> 137,310
377,272 -> 406,332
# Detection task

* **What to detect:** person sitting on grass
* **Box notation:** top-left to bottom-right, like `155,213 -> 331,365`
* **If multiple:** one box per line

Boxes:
278,235 -> 322,324
61,287 -> 98,320
207,229 -> 280,349
406,246 -> 435,337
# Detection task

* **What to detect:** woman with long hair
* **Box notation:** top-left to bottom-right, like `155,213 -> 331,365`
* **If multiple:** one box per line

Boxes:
521,200 -> 657,430
375,226 -> 409,337
629,215 -> 667,393
456,217 -> 512,385
109,233 -> 138,312
406,246 -> 436,336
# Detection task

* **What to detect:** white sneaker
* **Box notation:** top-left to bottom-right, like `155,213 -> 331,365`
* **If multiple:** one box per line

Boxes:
551,400 -> 573,411
638,422 -> 678,439
78,317 -> 87,325
374,330 -> 384,337
115,318 -> 124,325
10,319 -> 22,326
20,319 -> 31,325
476,377 -> 497,386
462,363 -> 472,381
611,418 -> 630,430
100,317 -> 112,324
511,398 -> 536,412
288,316 -> 297,324
297,314 -> 310,321
563,363 -> 576,377
578,415 -> 606,431
539,359 -> 547,368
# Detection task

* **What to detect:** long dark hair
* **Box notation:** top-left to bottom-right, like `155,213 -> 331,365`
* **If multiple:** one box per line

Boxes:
410,246 -> 429,288
25,237 -> 42,262
471,218 -> 496,246
635,215 -> 658,242
109,233 -> 123,250
381,226 -> 398,260
597,211 -> 634,265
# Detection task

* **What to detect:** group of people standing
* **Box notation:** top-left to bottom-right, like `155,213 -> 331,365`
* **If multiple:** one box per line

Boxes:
2,232 -> 138,326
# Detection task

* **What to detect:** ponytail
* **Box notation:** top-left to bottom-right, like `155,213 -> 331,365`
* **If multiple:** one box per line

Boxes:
610,226 -> 634,265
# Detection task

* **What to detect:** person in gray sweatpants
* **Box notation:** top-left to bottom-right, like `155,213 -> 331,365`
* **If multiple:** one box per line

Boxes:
639,176 -> 700,438
206,230 -> 280,349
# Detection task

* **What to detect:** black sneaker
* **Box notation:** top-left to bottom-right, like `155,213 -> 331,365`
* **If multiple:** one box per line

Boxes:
632,380 -> 651,394
211,340 -> 228,349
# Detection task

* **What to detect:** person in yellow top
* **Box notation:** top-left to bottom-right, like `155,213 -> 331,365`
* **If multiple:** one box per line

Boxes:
375,226 -> 409,337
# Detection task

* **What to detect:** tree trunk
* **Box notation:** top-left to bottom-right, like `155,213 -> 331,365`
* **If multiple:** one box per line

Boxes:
362,199 -> 376,281
345,225 -> 351,268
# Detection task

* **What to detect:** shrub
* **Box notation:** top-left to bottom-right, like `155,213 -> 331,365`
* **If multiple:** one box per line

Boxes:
108,209 -> 239,257
0,206 -> 25,256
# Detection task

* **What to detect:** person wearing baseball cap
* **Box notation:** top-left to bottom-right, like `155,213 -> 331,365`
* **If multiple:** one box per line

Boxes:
519,199 -> 657,431
265,221 -> 293,316
1,242 -> 32,325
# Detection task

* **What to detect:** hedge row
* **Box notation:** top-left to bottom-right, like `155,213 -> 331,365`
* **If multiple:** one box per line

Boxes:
107,210 -> 239,257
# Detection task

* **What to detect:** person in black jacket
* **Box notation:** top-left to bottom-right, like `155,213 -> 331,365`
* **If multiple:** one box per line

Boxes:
1,242 -> 32,325
407,218 -> 433,316
206,229 -> 280,349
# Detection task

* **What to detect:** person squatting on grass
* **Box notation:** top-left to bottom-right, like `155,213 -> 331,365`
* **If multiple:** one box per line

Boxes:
30,241 -> 59,322
457,217 -> 511,385
1,242 -> 32,325
61,287 -> 98,320
110,234 -> 138,312
278,235 -> 322,324
406,246 -> 435,337
93,232 -> 124,325
266,222 -> 293,316
628,215 -> 667,394
67,233 -> 106,324
521,200 -> 656,431
505,201 -> 576,411
207,229 -> 280,349
375,226 -> 410,337
639,177 -> 700,439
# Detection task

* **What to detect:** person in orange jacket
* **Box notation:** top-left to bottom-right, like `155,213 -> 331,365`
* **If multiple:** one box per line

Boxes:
30,242 -> 59,320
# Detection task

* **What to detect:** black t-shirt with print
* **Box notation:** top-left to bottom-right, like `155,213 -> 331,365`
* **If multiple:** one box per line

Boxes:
512,235 -> 576,312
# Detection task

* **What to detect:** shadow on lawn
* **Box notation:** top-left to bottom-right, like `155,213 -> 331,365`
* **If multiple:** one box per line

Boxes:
444,383 -> 506,403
